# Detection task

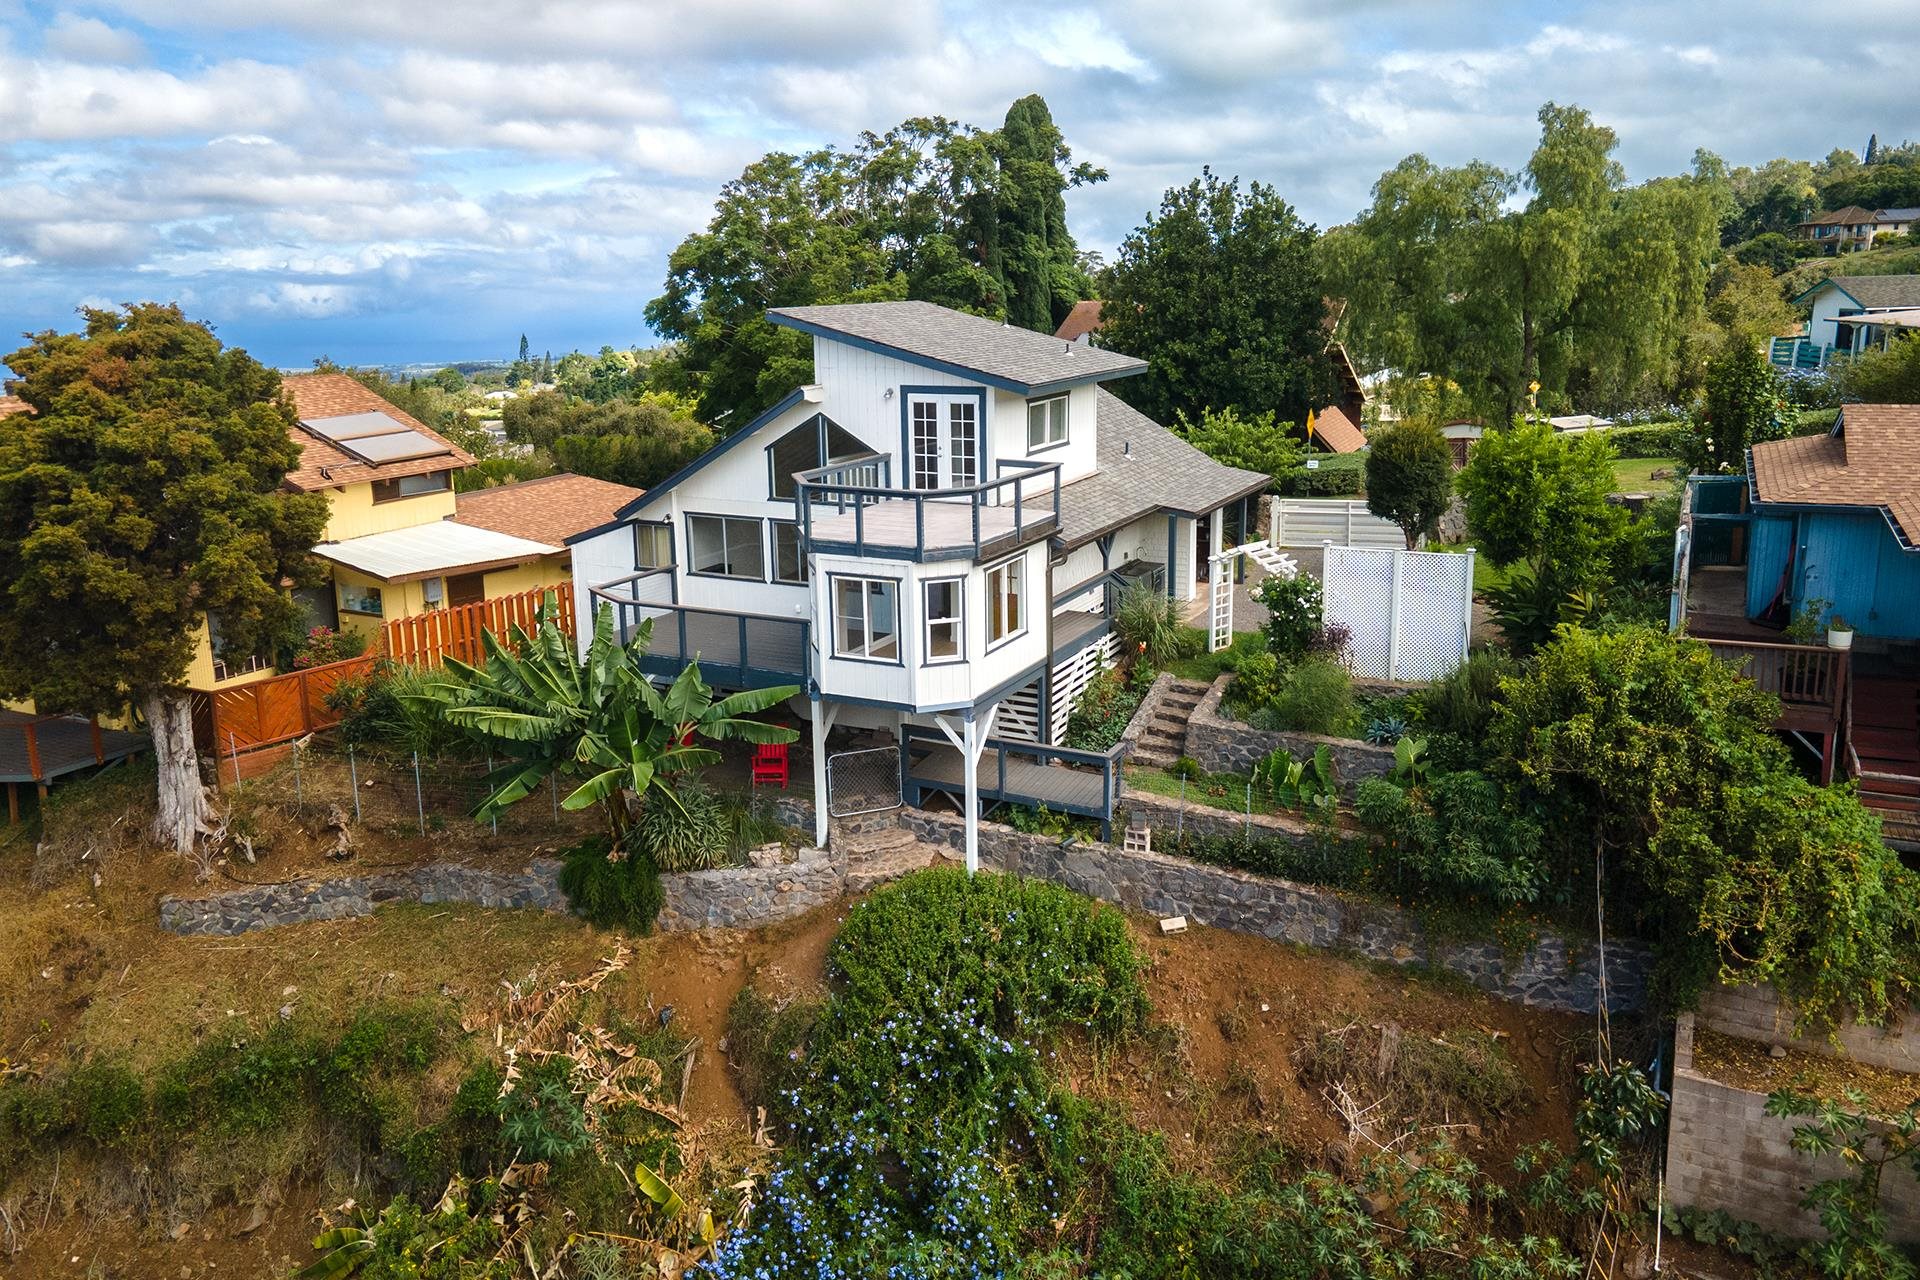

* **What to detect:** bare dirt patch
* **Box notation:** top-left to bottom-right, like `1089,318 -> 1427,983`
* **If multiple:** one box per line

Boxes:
1692,1026 -> 1920,1116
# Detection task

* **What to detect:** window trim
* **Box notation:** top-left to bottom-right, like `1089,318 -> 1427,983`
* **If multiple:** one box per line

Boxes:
683,513 -> 767,582
984,553 -> 1028,653
898,385 -> 988,491
633,519 -> 675,571
771,519 -> 808,585
1025,393 -> 1069,454
337,582 -> 386,618
828,572 -> 904,666
920,576 -> 966,667
370,470 -> 452,503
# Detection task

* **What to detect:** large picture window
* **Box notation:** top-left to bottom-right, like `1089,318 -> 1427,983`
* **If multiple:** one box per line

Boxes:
923,578 -> 964,663
633,522 -> 672,569
1026,395 -> 1067,451
371,470 -> 451,502
833,576 -> 899,661
986,556 -> 1025,647
686,514 -> 764,580
767,414 -> 872,500
771,520 -> 807,584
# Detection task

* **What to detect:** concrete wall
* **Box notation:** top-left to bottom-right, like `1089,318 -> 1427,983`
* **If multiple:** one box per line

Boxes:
898,807 -> 1649,1014
1697,984 -> 1920,1073
1666,1009 -> 1920,1243
1185,673 -> 1397,792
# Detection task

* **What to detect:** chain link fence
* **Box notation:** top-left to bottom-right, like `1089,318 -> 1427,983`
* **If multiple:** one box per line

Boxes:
826,745 -> 900,818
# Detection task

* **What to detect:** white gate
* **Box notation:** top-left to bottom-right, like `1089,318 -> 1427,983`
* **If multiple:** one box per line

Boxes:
1322,546 -> 1474,681
1270,499 -> 1415,550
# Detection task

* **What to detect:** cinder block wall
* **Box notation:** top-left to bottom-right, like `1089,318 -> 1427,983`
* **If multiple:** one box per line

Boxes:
1666,1004 -> 1920,1243
1697,985 -> 1920,1073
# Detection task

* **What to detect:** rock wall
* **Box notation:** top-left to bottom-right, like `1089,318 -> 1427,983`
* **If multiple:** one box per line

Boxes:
1185,674 -> 1396,791
158,860 -> 568,937
654,845 -> 848,931
1667,1011 -> 1920,1242
897,808 -> 1648,1014
1121,788 -> 1331,846
1115,670 -> 1180,760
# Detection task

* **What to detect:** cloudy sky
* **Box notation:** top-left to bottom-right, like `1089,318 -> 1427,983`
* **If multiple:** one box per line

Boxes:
1,1 -> 1914,370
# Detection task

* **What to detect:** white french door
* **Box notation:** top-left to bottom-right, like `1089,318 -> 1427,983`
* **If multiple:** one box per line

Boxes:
907,393 -> 980,491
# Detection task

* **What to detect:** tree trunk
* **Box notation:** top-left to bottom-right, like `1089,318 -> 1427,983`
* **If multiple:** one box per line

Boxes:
142,688 -> 213,853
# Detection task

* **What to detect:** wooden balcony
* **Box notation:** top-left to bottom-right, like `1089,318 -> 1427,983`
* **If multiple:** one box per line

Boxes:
796,454 -> 1061,563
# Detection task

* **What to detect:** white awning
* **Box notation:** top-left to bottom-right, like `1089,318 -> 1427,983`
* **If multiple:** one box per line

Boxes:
312,520 -> 559,582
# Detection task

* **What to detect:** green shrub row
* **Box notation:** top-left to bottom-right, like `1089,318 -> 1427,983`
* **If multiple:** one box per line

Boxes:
1600,423 -> 1689,458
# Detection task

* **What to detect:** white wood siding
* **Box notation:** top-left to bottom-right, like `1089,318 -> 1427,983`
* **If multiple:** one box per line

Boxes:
813,339 -> 983,465
990,382 -> 1098,485
569,523 -> 641,646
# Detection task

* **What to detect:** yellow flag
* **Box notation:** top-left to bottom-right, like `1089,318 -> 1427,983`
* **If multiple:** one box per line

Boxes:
1305,409 -> 1317,444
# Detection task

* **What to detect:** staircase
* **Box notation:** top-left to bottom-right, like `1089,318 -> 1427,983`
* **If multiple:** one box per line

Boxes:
834,818 -> 950,893
1130,678 -> 1210,769
1850,675 -> 1920,848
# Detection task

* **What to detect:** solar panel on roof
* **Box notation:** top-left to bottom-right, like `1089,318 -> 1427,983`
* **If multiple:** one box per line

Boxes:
300,412 -> 452,465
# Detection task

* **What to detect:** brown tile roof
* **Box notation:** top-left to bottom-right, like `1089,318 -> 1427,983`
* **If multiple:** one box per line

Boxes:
1053,300 -> 1104,342
0,395 -> 28,419
281,373 -> 473,492
454,473 -> 645,546
1749,403 -> 1920,548
1308,404 -> 1368,454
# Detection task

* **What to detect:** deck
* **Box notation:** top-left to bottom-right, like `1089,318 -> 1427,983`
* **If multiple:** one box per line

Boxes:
2,711 -> 148,817
902,726 -> 1121,837
622,605 -> 810,689
1851,674 -> 1920,849
806,497 -> 1058,561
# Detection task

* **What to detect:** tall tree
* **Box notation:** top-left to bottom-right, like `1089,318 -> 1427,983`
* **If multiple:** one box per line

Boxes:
646,96 -> 1100,423
1364,422 -> 1454,548
1324,103 -> 1718,422
1100,168 -> 1332,426
0,305 -> 330,850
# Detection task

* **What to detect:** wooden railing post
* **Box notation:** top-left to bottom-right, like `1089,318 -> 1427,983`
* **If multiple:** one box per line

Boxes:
89,716 -> 104,765
23,723 -> 43,781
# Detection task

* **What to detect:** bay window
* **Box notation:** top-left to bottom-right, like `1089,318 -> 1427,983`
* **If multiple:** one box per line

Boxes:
986,556 -> 1025,647
923,578 -> 964,663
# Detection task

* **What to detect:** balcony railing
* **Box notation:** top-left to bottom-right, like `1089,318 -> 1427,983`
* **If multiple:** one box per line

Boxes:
795,453 -> 1062,562
900,724 -> 1123,838
591,570 -> 809,690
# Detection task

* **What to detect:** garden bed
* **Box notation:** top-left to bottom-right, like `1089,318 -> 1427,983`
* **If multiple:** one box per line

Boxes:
1184,673 -> 1397,789
1690,1027 -> 1920,1117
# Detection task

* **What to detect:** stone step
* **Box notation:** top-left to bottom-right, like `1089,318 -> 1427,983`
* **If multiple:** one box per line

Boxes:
844,843 -> 946,894
1130,746 -> 1179,769
836,823 -> 923,858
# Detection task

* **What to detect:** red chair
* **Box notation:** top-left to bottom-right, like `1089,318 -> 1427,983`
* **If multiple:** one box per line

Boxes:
751,742 -> 790,789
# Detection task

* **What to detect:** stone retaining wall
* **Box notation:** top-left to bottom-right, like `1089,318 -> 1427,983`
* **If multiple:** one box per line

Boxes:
1667,1010 -> 1920,1242
655,845 -> 848,931
897,808 -> 1647,1014
1116,670 -> 1179,760
1185,674 -> 1396,791
1121,788 -> 1331,846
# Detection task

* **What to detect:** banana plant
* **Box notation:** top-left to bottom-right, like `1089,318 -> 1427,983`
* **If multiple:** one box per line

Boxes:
408,594 -> 797,853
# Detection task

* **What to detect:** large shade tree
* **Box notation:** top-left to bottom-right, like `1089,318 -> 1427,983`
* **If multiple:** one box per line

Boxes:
1100,168 -> 1334,427
0,304 -> 330,850
1323,103 -> 1720,422
646,96 -> 1102,423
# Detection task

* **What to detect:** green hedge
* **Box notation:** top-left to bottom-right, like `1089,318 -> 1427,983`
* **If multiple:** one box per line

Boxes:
1602,423 -> 1690,458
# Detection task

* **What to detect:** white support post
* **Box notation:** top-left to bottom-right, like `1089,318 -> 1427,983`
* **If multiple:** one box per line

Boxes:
1270,500 -> 1282,547
1387,548 -> 1404,681
811,700 -> 838,848
1462,547 -> 1477,652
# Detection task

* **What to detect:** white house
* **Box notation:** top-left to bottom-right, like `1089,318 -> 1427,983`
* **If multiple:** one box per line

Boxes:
1792,275 -> 1920,359
566,300 -> 1269,867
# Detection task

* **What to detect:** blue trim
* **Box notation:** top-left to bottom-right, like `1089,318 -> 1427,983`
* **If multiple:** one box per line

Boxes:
769,518 -> 808,584
683,513 -> 768,583
617,387 -> 810,519
1165,515 -> 1179,599
767,312 -> 1145,396
1789,276 -> 1865,309
898,384 -> 988,489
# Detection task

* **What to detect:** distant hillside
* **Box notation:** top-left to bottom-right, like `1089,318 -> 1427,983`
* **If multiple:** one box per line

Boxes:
1780,242 -> 1920,296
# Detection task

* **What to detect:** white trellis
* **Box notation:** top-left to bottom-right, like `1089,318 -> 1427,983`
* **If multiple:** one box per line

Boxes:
1321,543 -> 1474,681
1208,540 -> 1297,652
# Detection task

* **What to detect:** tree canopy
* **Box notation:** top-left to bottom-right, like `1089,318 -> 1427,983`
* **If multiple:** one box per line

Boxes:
501,390 -> 713,490
1363,422 -> 1453,548
1099,169 -> 1332,426
1323,103 -> 1720,422
645,95 -> 1102,424
0,304 -> 330,849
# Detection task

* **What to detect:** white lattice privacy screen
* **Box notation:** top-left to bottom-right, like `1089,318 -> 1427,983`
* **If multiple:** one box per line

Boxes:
1322,546 -> 1474,682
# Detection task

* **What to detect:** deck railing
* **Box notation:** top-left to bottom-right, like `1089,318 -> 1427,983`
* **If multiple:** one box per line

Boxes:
795,453 -> 1062,562
1701,639 -> 1849,716
900,724 -> 1122,836
591,570 -> 809,690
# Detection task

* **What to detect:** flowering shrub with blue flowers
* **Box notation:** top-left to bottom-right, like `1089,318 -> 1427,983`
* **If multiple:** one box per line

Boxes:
706,868 -> 1146,1278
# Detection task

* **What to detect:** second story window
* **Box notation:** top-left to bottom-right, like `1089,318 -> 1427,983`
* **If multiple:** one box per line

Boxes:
371,470 -> 450,502
772,520 -> 807,585
986,556 -> 1025,647
833,576 -> 899,661
1026,395 -> 1067,452
634,522 -> 672,569
686,514 -> 764,580
923,578 -> 963,663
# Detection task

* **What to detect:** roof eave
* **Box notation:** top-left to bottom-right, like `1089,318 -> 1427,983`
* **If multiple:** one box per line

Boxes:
614,386 -> 810,519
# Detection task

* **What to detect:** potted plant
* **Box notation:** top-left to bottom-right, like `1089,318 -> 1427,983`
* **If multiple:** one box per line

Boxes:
1827,614 -> 1854,650
1784,597 -> 1831,646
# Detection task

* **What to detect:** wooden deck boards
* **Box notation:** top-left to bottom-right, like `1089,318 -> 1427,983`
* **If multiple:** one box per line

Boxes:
908,741 -> 1108,814
0,711 -> 147,784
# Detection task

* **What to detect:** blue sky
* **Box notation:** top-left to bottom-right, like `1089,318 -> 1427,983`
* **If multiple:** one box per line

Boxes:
1,1 -> 1915,371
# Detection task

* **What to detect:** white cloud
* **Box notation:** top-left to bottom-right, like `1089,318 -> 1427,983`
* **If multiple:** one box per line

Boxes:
247,281 -> 361,317
43,13 -> 148,64
0,55 -> 311,140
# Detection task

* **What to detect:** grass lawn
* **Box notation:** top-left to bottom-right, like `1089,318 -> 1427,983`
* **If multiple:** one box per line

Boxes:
1427,541 -> 1517,593
1610,456 -> 1682,492
1163,626 -> 1267,682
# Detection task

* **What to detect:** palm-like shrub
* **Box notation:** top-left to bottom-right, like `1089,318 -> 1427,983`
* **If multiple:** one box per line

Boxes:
1112,581 -> 1189,669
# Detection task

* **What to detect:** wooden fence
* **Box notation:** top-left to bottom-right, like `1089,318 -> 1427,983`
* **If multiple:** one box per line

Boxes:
196,583 -> 577,758
384,581 -> 574,668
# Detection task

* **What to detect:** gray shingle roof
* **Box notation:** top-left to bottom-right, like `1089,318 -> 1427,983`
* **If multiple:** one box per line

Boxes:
767,301 -> 1146,394
1053,390 -> 1271,548
1813,276 -> 1920,309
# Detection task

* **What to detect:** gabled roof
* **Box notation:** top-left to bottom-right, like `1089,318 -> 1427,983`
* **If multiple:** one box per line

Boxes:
1308,405 -> 1367,454
614,386 -> 815,521
1792,275 -> 1920,310
312,520 -> 559,583
1797,205 -> 1878,227
1748,403 -> 1920,550
455,473 -> 644,545
768,300 -> 1146,395
1054,300 -> 1104,342
1053,390 -> 1270,549
283,373 -> 473,491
